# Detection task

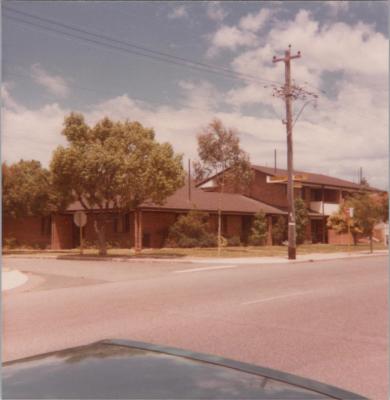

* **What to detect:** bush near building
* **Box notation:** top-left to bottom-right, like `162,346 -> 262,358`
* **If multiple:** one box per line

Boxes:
295,197 -> 309,245
166,210 -> 217,248
272,216 -> 287,245
248,211 -> 268,245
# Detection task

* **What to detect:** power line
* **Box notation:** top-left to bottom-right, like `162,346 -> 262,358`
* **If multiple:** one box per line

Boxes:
3,6 -> 281,87
4,65 -> 380,125
2,67 -> 222,114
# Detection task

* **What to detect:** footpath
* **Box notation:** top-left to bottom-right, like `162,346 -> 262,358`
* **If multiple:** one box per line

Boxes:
2,250 -> 388,291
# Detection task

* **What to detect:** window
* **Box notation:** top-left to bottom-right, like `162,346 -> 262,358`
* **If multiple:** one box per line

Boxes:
310,189 -> 322,201
114,214 -> 130,233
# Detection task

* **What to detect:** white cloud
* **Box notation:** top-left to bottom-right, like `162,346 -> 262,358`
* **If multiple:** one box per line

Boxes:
324,1 -> 349,16
3,7 -> 388,195
178,80 -> 220,110
2,85 -> 387,189
203,8 -> 387,188
207,25 -> 258,57
30,64 -> 70,97
207,1 -> 228,22
1,83 -> 25,112
239,8 -> 272,32
2,100 -> 68,166
168,5 -> 188,20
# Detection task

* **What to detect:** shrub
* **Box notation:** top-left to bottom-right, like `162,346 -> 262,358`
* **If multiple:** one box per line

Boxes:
295,197 -> 309,245
248,211 -> 268,246
3,237 -> 18,249
32,242 -> 48,250
166,210 -> 217,248
272,216 -> 287,245
227,236 -> 241,246
106,240 -> 120,249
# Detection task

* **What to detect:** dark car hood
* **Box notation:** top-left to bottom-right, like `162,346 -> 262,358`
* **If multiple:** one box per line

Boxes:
2,339 -> 367,400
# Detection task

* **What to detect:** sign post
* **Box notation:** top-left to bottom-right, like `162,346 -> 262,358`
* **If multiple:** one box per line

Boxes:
345,208 -> 354,254
73,211 -> 87,255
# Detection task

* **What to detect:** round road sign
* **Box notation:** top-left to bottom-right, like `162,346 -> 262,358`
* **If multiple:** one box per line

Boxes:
73,211 -> 87,227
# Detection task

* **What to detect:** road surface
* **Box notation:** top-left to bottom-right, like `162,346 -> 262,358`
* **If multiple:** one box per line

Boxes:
3,255 -> 388,399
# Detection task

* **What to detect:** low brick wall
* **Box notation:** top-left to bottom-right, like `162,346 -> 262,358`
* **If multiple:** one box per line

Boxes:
3,216 -> 51,248
327,229 -> 354,245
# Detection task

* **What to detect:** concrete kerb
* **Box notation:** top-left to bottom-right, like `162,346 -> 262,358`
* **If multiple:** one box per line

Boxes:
3,250 -> 388,265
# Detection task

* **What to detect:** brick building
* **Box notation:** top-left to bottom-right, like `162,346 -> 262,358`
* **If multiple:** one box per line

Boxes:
198,164 -> 386,245
3,165 -> 386,250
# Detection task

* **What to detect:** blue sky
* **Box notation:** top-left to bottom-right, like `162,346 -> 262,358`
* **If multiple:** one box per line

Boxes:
2,1 -> 388,189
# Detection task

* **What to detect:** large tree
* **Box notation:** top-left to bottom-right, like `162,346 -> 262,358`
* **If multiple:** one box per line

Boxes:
51,113 -> 185,255
2,160 -> 56,218
327,192 -> 382,252
193,118 -> 253,253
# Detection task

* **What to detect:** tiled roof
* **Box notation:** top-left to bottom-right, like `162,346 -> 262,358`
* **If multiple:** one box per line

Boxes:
66,180 -> 286,215
252,165 -> 383,192
141,181 -> 285,214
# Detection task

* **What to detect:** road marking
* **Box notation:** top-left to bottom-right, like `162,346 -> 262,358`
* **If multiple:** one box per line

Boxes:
174,265 -> 238,274
242,291 -> 312,305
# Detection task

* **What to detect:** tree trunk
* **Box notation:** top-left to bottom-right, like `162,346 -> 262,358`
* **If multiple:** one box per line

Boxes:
217,171 -> 225,256
217,207 -> 222,255
369,234 -> 373,253
134,209 -> 143,255
94,214 -> 107,256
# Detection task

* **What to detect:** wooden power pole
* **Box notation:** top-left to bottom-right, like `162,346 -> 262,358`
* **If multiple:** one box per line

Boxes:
273,45 -> 301,260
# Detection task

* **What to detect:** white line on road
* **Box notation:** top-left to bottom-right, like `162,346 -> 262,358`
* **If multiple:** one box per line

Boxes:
242,291 -> 312,305
173,265 -> 238,274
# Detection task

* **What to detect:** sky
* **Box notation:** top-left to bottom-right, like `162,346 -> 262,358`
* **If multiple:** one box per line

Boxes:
2,1 -> 388,189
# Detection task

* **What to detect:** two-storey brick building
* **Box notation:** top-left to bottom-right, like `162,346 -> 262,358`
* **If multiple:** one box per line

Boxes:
3,165 -> 385,249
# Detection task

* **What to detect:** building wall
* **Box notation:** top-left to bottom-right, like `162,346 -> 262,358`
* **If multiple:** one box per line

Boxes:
51,214 -> 74,249
327,229 -> 354,245
3,216 -> 51,248
142,211 -> 178,248
248,171 -> 288,208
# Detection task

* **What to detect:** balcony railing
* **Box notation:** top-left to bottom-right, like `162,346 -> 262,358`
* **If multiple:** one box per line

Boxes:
310,201 -> 340,216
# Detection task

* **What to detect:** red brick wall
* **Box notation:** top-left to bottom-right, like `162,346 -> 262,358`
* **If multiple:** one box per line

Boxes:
225,215 -> 242,238
142,211 -> 177,248
327,229 -> 354,245
51,214 -> 74,249
3,216 -> 51,248
80,213 -> 132,248
248,171 -> 288,208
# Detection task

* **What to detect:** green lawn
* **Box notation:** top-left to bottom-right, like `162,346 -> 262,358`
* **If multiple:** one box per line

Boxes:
3,243 -> 388,258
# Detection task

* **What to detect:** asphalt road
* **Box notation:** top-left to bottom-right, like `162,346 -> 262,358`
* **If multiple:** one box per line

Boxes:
3,256 -> 388,399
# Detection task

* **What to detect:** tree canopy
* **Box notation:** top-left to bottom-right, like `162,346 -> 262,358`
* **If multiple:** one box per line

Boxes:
193,118 -> 253,191
50,113 -> 185,254
2,160 -> 56,218
327,192 -> 383,251
193,118 -> 253,253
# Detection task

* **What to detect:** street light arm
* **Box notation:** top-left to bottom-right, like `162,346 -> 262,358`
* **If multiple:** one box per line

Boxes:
292,99 -> 317,127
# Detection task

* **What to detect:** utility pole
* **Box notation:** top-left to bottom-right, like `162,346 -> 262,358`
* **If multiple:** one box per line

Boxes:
274,149 -> 277,173
273,45 -> 301,260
